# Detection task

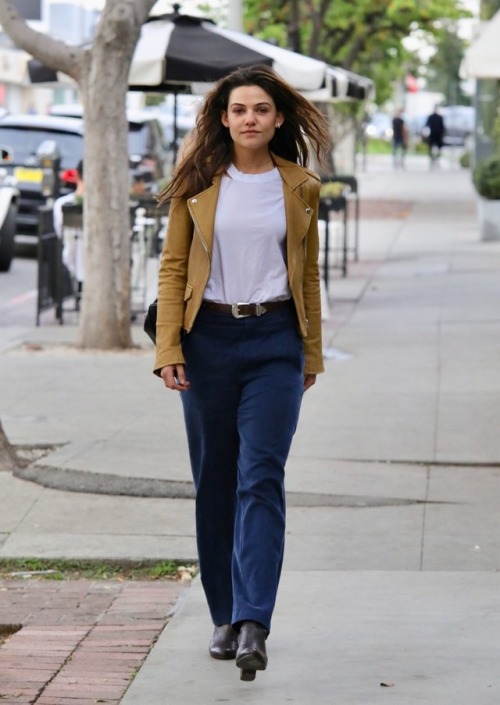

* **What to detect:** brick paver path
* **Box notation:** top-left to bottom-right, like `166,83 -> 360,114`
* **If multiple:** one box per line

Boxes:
0,579 -> 186,704
359,199 -> 413,219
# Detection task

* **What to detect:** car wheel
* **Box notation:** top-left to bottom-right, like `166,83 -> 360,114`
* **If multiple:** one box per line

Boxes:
0,202 -> 17,272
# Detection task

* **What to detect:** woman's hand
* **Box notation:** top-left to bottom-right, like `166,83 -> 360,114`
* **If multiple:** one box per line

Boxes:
303,373 -> 316,392
161,364 -> 190,392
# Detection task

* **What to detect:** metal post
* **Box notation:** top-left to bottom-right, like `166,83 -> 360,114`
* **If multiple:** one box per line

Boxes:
228,0 -> 243,31
173,92 -> 178,165
323,216 -> 330,292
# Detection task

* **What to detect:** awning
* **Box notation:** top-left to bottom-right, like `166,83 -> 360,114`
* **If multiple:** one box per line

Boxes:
462,10 -> 500,79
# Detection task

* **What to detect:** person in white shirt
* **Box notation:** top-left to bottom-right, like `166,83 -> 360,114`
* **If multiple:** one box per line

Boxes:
53,159 -> 84,286
154,65 -> 330,682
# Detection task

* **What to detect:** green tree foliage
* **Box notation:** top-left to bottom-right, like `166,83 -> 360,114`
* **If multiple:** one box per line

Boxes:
473,155 -> 500,199
243,0 -> 470,104
424,22 -> 469,105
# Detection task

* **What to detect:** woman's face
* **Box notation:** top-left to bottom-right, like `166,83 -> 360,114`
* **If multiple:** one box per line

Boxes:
221,85 -> 283,152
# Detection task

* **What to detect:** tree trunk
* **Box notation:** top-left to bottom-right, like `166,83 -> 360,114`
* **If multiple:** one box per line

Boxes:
0,420 -> 19,472
307,0 -> 331,59
76,1 -> 155,349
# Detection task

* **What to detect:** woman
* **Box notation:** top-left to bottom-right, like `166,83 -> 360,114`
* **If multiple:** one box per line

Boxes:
154,65 -> 330,682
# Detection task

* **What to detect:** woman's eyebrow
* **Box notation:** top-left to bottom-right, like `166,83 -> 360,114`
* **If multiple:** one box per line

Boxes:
229,101 -> 272,108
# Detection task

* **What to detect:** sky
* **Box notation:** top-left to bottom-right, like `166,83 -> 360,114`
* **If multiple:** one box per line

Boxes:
47,0 -> 482,48
53,0 -> 212,12
50,0 -> 480,33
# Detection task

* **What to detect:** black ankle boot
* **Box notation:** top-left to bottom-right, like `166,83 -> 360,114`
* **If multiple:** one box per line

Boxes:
235,621 -> 268,681
209,625 -> 238,660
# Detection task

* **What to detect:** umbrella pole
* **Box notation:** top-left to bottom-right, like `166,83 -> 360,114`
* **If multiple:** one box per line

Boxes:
173,92 -> 179,166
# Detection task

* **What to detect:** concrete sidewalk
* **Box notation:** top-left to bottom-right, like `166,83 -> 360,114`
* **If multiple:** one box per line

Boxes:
1,152 -> 500,703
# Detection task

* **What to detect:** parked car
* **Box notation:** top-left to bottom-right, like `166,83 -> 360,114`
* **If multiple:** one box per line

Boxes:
412,106 -> 475,148
49,104 -> 169,179
126,111 -> 169,179
363,112 -> 393,141
142,97 -> 198,149
0,114 -> 83,239
0,155 -> 19,271
0,111 -> 169,241
440,106 -> 475,147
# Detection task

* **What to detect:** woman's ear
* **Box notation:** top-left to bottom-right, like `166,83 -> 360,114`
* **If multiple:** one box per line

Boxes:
276,113 -> 284,129
221,111 -> 229,127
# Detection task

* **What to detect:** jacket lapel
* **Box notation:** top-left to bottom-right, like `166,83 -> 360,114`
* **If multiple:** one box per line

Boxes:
187,177 -> 222,256
273,156 -> 314,276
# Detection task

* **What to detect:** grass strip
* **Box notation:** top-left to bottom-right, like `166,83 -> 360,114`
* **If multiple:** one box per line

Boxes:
0,558 -> 198,581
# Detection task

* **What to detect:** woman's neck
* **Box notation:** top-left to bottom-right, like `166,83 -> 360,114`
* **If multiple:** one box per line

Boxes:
232,150 -> 274,174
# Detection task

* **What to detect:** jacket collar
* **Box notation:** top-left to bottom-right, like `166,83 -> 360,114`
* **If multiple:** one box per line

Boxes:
187,155 -> 314,256
270,153 -> 314,191
191,154 -> 312,197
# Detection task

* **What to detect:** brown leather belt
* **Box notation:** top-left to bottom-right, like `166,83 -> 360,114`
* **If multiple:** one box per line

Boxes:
201,299 -> 291,319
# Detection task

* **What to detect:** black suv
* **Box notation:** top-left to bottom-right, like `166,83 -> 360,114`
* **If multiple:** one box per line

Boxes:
0,114 -> 84,236
0,112 -> 169,239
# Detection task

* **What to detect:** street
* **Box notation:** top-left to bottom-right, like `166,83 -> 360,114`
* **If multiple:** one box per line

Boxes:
0,254 -> 38,328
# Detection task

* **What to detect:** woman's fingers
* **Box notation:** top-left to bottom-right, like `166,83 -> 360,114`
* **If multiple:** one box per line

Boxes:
303,373 -> 316,392
161,365 -> 190,391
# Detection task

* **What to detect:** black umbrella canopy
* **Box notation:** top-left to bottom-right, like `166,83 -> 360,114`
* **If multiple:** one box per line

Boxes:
162,14 -> 273,84
27,58 -> 58,84
129,12 -> 273,92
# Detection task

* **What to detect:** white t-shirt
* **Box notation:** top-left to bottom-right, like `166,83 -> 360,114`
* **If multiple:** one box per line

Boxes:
203,164 -> 290,304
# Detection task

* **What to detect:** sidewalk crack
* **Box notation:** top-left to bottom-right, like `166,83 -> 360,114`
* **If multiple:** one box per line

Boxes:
419,465 -> 431,571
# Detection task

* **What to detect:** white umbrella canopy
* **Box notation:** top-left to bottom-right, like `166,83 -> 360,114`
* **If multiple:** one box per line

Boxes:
129,11 -> 373,101
462,10 -> 500,79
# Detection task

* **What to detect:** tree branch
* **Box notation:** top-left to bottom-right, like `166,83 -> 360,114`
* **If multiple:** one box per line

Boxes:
307,0 -> 331,59
95,0 -> 156,50
0,0 -> 82,79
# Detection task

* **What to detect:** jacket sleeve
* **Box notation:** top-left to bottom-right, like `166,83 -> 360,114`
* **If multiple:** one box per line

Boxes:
302,176 -> 325,375
153,197 -> 193,376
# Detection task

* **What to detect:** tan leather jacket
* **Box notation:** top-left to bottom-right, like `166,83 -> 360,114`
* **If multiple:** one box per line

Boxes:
154,154 -> 324,376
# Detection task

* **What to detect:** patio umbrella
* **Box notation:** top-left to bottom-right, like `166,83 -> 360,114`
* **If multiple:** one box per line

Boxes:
128,10 -> 373,159
128,11 -> 372,100
27,57 -> 75,86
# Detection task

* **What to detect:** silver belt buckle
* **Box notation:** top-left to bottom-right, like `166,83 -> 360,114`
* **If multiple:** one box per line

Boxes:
231,302 -> 268,318
231,302 -> 251,319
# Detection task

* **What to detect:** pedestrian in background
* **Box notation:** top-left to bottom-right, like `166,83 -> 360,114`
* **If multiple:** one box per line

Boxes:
53,159 -> 84,290
424,105 -> 446,167
391,108 -> 408,169
154,65 -> 329,682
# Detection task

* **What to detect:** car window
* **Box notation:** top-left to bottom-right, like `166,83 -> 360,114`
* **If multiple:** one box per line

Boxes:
0,127 -> 83,169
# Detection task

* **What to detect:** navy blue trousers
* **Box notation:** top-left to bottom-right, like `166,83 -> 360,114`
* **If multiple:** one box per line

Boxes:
180,303 -> 304,633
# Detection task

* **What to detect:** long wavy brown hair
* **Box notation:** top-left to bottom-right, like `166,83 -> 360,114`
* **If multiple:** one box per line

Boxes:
158,64 -> 330,202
